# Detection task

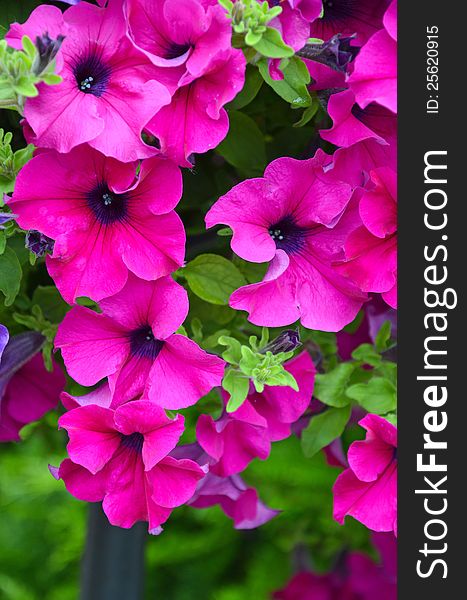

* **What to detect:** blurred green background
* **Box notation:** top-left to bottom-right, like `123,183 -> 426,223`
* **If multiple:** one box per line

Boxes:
0,1 -> 372,597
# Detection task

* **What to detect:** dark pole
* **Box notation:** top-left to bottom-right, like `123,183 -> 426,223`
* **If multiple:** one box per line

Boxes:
80,504 -> 147,600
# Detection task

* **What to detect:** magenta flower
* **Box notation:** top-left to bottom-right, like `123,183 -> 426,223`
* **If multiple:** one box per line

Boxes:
0,329 -> 65,442
197,352 -> 315,475
126,0 -> 232,79
9,146 -> 184,303
146,49 -> 246,167
347,1 -> 397,114
310,0 -> 390,45
333,414 -> 397,534
328,137 -> 395,189
206,152 -> 366,331
189,472 -> 280,529
6,4 -> 67,53
339,168 -> 397,308
320,89 -> 396,158
23,0 -> 171,161
55,274 -> 225,409
55,400 -> 205,533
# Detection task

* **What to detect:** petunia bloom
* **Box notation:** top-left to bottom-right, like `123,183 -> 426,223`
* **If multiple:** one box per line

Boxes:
197,352 -> 316,476
347,0 -> 397,114
206,151 -> 367,331
55,400 -> 205,533
145,49 -> 246,167
0,328 -> 65,442
126,0 -> 232,79
9,146 -> 184,303
333,414 -> 397,534
339,168 -> 397,308
55,274 -> 225,409
22,0 -> 171,161
310,0 -> 390,45
189,472 -> 280,529
320,89 -> 396,160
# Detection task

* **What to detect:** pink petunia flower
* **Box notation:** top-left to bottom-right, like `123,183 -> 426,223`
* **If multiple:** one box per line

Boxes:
206,151 -> 367,331
126,0 -> 233,80
6,4 -> 68,52
145,49 -> 246,167
333,414 -> 397,534
55,274 -> 225,409
347,0 -> 397,114
125,0 -> 246,167
339,168 -> 397,308
320,89 -> 396,156
0,329 -> 65,442
197,352 -> 316,476
54,400 -> 205,533
171,440 -> 280,529
310,0 -> 390,45
189,472 -> 280,529
9,145 -> 184,303
22,0 -> 171,161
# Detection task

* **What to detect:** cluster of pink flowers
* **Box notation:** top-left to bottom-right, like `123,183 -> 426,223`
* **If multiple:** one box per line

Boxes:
208,0 -> 397,328
4,0 -> 397,545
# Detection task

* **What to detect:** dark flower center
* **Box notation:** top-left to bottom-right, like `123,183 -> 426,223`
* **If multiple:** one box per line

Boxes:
322,0 -> 357,22
73,52 -> 111,97
164,41 -> 192,60
120,432 -> 144,453
129,326 -> 164,360
268,216 -> 306,254
86,183 -> 129,225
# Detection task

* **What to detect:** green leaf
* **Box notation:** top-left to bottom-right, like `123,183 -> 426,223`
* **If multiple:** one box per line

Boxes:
258,56 -> 311,108
183,253 -> 247,305
21,36 -> 36,60
223,368 -> 250,412
264,368 -> 299,391
216,110 -> 266,174
13,144 -> 34,172
252,27 -> 294,58
375,320 -> 392,352
218,335 -> 243,365
346,378 -> 397,414
239,345 -> 260,373
0,247 -> 22,306
313,363 -> 356,407
351,343 -> 382,367
218,0 -> 234,11
293,101 -> 319,127
31,286 -> 68,323
302,406 -> 351,458
13,77 -> 38,97
228,65 -> 264,110
217,227 -> 233,237
41,74 -> 62,86
245,29 -> 263,46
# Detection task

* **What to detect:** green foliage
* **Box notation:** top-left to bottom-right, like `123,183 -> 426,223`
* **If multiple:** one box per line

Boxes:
216,109 -> 266,175
0,36 -> 62,114
0,128 -> 33,193
182,253 -> 247,305
219,329 -> 298,412
257,56 -> 312,109
302,405 -> 352,458
0,246 -> 21,306
220,0 -> 294,59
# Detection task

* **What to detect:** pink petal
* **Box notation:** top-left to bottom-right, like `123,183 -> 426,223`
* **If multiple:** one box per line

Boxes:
55,306 -> 129,387
146,335 -> 225,409
59,405 -> 120,474
147,456 -> 206,507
